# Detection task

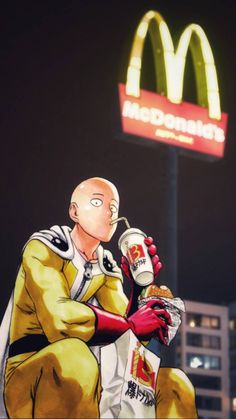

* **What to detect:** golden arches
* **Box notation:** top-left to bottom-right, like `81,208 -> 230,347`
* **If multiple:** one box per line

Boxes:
126,10 -> 221,120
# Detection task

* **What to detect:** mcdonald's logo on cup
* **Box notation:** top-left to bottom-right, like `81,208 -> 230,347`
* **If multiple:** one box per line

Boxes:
118,10 -> 228,158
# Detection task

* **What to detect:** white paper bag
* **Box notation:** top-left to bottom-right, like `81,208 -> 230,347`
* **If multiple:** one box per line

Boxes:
99,330 -> 161,419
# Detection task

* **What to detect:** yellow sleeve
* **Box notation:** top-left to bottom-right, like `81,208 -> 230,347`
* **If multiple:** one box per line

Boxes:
95,274 -> 128,316
23,239 -> 96,343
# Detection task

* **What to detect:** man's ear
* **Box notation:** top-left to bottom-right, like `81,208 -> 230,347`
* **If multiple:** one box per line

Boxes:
69,202 -> 79,223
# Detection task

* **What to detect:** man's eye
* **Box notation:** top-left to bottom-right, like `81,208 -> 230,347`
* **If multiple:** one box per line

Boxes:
90,198 -> 103,207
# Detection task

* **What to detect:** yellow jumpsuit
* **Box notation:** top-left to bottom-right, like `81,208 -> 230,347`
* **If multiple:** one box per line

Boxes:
4,238 -> 197,418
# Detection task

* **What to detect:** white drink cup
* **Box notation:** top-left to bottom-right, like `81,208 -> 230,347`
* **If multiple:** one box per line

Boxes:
118,228 -> 154,286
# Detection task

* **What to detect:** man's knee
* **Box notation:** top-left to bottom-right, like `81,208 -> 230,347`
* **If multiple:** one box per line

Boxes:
158,367 -> 194,390
42,338 -> 99,386
156,367 -> 197,418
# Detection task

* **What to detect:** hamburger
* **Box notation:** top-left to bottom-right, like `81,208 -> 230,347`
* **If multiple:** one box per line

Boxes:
139,284 -> 174,300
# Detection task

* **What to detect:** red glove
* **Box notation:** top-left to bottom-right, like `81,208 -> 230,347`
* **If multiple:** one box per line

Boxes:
121,236 -> 162,281
128,299 -> 171,343
88,299 -> 171,346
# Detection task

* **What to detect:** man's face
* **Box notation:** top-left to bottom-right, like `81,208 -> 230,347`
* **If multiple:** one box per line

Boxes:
73,179 -> 119,242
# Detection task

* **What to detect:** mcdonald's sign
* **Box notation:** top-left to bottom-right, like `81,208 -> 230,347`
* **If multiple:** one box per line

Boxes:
119,10 -> 228,158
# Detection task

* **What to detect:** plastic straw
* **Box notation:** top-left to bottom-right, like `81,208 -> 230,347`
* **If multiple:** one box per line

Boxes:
110,217 -> 130,229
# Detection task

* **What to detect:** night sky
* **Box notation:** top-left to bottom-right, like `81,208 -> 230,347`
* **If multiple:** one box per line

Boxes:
0,0 -> 235,321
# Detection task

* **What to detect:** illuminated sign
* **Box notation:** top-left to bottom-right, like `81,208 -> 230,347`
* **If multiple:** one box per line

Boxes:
119,10 -> 228,158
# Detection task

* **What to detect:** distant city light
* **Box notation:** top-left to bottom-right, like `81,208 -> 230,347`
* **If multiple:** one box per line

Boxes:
232,397 -> 236,411
190,356 -> 202,368
229,319 -> 235,330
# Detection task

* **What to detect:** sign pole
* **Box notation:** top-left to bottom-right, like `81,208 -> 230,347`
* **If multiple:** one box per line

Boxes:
166,147 -> 178,298
159,147 -> 178,366
147,147 -> 178,365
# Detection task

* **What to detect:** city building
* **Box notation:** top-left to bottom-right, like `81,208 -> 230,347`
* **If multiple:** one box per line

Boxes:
176,300 -> 230,419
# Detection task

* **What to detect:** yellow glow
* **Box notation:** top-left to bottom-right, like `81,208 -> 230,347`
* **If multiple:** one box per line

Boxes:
130,56 -> 141,69
178,27 -> 192,56
205,64 -> 218,91
125,10 -> 222,120
232,398 -> 236,411
146,10 -> 155,20
208,92 -> 221,119
126,68 -> 140,97
159,21 -> 174,52
189,320 -> 196,328
137,21 -> 148,39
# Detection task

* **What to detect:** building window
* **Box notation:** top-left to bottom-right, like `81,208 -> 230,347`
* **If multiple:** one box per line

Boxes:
187,374 -> 221,390
187,333 -> 221,349
187,313 -> 220,329
196,395 -> 222,411
187,353 -> 221,370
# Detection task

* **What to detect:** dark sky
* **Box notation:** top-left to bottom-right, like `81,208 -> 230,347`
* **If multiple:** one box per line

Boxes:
0,0 -> 235,321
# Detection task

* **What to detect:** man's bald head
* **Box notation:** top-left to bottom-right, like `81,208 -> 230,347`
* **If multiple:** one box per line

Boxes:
71,177 -> 119,206
69,177 -> 119,242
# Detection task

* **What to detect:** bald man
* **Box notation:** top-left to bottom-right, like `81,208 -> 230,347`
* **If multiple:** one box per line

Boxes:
3,178 -> 197,418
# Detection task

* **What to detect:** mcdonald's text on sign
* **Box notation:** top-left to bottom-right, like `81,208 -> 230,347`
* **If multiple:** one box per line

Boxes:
119,83 -> 227,158
119,10 -> 228,159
